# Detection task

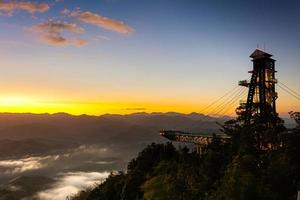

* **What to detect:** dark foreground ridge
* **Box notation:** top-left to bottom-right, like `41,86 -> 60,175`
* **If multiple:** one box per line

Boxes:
69,112 -> 300,200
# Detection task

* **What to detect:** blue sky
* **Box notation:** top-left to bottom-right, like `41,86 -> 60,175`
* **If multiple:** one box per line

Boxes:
0,0 -> 299,115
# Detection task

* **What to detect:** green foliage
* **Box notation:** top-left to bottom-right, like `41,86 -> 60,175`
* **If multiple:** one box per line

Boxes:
67,188 -> 92,200
71,111 -> 300,200
289,111 -> 300,128
121,143 -> 177,200
209,111 -> 299,200
209,155 -> 264,200
141,175 -> 169,200
86,172 -> 126,200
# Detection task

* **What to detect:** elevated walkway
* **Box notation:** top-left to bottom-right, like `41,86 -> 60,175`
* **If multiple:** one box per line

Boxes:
160,130 -> 230,145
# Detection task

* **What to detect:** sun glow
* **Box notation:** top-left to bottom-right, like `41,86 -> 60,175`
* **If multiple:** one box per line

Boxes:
0,96 -> 114,115
0,94 -> 296,116
0,96 -> 34,107
0,95 -> 210,116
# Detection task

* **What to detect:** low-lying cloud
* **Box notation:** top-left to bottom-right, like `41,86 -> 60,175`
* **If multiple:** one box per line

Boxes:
0,1 -> 49,15
37,171 -> 110,200
0,144 -> 129,200
0,155 -> 59,175
31,19 -> 87,46
0,145 -> 123,177
63,9 -> 134,34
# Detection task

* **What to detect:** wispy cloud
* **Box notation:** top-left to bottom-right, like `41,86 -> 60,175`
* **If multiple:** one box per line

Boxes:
123,107 -> 147,111
0,155 -> 59,175
30,19 -> 87,46
0,1 -> 49,15
0,144 -> 123,177
37,171 -> 110,200
63,9 -> 134,34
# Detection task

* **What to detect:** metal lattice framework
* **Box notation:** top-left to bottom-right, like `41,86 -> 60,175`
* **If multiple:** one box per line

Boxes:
239,49 -> 278,124
160,49 -> 279,146
160,130 -> 230,145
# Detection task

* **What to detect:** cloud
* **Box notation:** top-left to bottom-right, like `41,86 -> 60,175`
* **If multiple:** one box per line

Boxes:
0,1 -> 49,15
42,36 -> 87,47
0,144 -> 121,176
31,20 -> 87,46
123,107 -> 147,111
63,9 -> 134,34
37,171 -> 110,200
0,155 -> 58,175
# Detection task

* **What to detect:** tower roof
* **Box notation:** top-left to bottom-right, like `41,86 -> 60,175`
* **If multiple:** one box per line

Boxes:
250,49 -> 273,59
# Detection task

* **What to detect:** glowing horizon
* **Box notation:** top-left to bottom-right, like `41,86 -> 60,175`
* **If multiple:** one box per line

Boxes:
0,93 -> 297,117
0,95 -> 211,116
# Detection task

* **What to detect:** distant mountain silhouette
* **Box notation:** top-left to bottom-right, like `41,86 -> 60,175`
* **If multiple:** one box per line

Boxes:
0,138 -> 74,158
0,112 -> 227,159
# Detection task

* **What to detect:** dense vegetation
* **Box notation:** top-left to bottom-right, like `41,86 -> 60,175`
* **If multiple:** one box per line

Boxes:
69,111 -> 300,200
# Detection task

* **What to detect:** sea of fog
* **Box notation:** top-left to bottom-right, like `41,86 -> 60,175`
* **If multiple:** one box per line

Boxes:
0,144 -> 133,200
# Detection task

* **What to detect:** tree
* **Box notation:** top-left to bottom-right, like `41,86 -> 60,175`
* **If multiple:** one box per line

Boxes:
87,172 -> 126,200
209,155 -> 264,200
70,111 -> 300,200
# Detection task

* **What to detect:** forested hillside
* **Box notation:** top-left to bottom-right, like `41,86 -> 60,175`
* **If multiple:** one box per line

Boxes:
69,112 -> 300,200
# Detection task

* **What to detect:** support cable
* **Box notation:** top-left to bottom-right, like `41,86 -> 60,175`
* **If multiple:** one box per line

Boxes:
200,87 -> 245,121
277,85 -> 300,100
278,81 -> 300,98
207,87 -> 244,115
213,89 -> 247,116
213,90 -> 245,116
219,90 -> 248,116
198,85 -> 240,114
218,90 -> 247,116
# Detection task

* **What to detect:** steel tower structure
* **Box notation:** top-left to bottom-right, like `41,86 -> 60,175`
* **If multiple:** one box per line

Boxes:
160,49 -> 280,150
239,49 -> 278,124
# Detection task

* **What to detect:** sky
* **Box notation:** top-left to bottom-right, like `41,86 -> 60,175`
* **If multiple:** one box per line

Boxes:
0,0 -> 299,116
